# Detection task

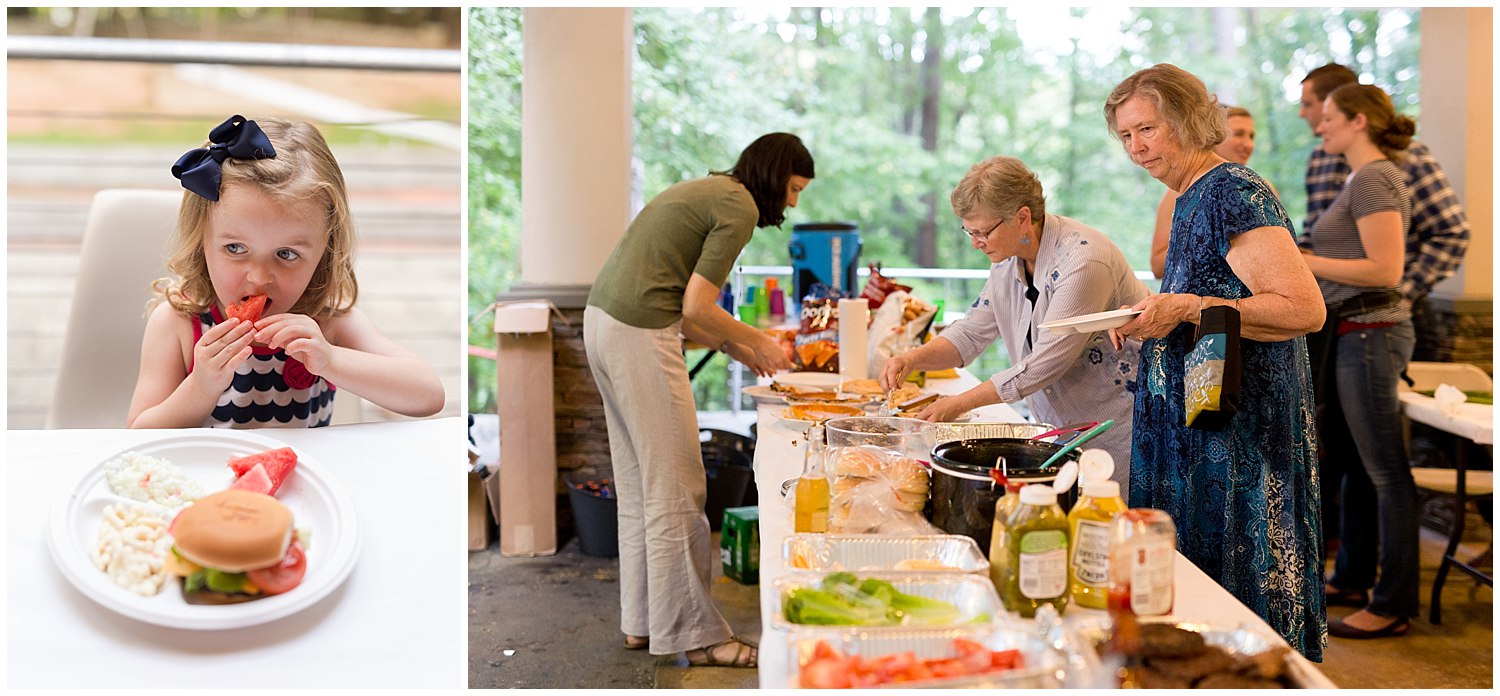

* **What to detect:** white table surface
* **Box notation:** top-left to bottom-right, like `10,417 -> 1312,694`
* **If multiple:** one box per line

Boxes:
752,374 -> 1335,688
5,418 -> 467,689
1398,391 -> 1494,445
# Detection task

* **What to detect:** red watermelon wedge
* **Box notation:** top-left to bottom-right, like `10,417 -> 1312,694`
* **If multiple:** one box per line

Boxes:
229,463 -> 276,496
228,447 -> 299,496
226,294 -> 269,323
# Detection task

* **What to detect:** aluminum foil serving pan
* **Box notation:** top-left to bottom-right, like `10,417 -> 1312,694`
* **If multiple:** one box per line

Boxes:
932,421 -> 1055,445
784,533 -> 988,574
772,572 -> 1004,633
1065,615 -> 1337,689
783,624 -> 1065,689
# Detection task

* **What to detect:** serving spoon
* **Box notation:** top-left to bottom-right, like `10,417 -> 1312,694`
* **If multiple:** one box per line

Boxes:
1038,419 -> 1115,470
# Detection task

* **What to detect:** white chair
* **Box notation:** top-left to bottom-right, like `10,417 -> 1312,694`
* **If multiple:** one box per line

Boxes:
1401,361 -> 1493,623
47,189 -> 181,429
46,189 -> 365,428
1401,360 -> 1493,394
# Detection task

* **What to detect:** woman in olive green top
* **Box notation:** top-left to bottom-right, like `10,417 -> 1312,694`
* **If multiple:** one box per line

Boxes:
584,133 -> 814,668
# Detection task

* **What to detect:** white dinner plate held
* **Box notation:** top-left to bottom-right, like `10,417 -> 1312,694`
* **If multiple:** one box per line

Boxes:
47,430 -> 360,630
1039,308 -> 1143,335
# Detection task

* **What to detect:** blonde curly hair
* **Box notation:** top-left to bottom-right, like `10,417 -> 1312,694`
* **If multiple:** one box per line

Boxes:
152,117 -> 357,321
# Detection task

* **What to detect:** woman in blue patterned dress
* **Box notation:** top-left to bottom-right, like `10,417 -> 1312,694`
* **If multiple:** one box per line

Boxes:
1102,65 -> 1329,661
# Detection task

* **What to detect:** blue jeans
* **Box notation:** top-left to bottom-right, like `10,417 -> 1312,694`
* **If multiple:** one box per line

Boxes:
1328,320 -> 1419,617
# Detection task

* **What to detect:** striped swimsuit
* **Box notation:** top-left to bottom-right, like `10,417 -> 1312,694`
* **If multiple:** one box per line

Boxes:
193,308 -> 335,428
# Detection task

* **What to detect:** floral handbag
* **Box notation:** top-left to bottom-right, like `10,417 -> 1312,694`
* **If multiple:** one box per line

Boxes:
1183,305 -> 1241,430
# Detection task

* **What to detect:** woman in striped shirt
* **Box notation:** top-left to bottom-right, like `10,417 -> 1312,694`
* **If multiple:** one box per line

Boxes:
1301,83 -> 1418,640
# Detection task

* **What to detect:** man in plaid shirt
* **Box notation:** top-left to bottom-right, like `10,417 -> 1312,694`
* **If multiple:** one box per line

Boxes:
1297,63 -> 1470,360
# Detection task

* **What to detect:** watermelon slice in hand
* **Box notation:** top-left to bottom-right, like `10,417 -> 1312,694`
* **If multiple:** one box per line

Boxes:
226,294 -> 268,323
229,463 -> 276,496
228,447 -> 299,496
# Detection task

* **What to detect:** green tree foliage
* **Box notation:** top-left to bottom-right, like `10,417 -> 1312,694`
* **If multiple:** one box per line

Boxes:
466,7 -> 1422,413
467,7 -> 522,415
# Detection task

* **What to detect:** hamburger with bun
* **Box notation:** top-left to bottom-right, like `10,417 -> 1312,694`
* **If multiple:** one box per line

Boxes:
166,489 -> 307,603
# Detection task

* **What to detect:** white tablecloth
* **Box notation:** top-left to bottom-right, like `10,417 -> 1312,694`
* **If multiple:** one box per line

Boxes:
1399,392 -> 1494,445
751,374 -> 1334,688
6,418 -> 466,689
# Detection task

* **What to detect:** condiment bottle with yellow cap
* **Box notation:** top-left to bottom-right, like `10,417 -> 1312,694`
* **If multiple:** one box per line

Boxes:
1067,450 -> 1126,610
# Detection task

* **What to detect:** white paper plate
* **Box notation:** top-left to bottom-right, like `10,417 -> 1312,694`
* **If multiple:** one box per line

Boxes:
46,430 -> 360,630
742,385 -> 789,406
772,371 -> 846,390
1039,308 -> 1142,334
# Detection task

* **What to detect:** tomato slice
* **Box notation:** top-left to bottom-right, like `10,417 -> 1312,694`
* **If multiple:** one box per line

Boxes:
247,537 -> 306,595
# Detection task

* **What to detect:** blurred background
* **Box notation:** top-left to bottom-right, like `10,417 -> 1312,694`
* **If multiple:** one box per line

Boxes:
7,7 -> 464,429
467,7 -> 1429,415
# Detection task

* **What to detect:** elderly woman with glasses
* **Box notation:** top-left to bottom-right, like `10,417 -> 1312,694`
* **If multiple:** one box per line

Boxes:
880,156 -> 1147,488
1103,64 -> 1327,661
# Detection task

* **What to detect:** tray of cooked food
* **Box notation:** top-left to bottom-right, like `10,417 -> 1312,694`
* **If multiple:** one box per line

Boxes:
784,534 -> 988,574
932,421 -> 1056,444
1065,616 -> 1337,689
773,571 -> 1004,631
784,623 -> 1065,688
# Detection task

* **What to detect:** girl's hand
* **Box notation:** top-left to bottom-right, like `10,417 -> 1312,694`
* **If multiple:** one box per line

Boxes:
255,314 -> 334,374
187,317 -> 255,396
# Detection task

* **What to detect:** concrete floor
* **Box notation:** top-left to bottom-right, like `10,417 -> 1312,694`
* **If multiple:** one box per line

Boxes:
469,510 -> 1492,689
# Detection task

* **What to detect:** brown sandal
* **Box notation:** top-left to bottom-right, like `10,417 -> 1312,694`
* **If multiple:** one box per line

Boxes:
623,635 -> 650,650
685,637 -> 758,668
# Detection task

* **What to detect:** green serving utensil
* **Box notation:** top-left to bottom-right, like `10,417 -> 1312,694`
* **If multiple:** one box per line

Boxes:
1039,418 -> 1115,470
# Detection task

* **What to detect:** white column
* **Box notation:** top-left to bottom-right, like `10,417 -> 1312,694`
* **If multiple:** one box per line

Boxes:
1420,7 -> 1492,299
518,8 -> 633,300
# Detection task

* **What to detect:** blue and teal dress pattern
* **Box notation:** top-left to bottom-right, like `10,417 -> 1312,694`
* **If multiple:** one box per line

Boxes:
193,307 -> 335,428
1130,163 -> 1326,661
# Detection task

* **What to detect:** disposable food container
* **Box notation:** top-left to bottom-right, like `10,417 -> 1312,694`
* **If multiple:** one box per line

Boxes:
782,624 -> 1066,689
1063,615 -> 1337,689
932,421 -> 1055,444
783,533 -> 987,574
772,572 -> 1004,632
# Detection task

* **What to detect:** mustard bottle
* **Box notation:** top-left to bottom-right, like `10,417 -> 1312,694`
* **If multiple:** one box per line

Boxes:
1068,451 -> 1126,610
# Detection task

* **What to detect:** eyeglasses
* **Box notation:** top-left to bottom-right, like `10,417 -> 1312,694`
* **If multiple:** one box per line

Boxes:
960,216 -> 1007,242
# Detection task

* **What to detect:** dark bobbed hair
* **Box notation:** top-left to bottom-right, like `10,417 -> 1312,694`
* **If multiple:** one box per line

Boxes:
1327,83 -> 1416,161
1302,63 -> 1359,101
713,132 -> 815,228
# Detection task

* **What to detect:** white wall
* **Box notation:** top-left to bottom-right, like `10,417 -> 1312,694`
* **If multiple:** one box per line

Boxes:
1420,7 -> 1493,300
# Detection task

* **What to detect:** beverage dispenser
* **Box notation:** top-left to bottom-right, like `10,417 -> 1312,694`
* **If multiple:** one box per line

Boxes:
789,222 -> 862,302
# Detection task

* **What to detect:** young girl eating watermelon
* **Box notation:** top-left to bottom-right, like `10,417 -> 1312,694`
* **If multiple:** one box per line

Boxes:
127,115 -> 444,428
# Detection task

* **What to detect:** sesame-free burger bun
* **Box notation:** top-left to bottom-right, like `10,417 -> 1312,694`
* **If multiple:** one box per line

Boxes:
172,489 -> 293,572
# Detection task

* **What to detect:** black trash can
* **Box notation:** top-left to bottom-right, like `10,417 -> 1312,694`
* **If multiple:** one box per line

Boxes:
702,436 -> 754,532
565,475 -> 618,557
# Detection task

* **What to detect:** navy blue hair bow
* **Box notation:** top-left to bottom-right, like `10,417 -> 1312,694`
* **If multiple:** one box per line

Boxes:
171,115 -> 277,201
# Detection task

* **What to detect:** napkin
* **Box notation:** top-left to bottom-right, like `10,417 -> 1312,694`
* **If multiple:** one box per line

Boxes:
1434,383 -> 1466,417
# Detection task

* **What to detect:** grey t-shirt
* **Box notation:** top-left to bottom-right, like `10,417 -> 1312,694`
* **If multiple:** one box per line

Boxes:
588,175 -> 758,329
1312,159 -> 1412,323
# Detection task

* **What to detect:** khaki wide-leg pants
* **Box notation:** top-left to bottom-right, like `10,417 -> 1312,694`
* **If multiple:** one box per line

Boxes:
583,306 -> 732,655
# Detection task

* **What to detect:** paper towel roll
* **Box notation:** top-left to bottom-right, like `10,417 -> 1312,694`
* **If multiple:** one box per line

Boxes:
838,298 -> 870,380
